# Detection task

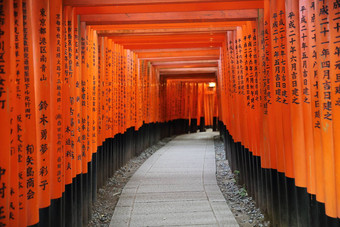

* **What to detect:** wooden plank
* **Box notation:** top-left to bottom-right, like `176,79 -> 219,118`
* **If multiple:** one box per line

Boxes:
90,21 -> 247,31
81,9 -> 259,24
125,43 -> 222,49
65,0 -> 263,7
134,48 -> 219,53
154,62 -> 218,69
107,33 -> 226,43
159,67 -> 218,74
74,1 -> 263,14
162,73 -> 216,80
139,56 -> 220,61
98,28 -> 237,36
137,49 -> 219,58
152,60 -> 218,65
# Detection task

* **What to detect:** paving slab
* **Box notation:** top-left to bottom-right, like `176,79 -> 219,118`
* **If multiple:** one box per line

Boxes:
110,131 -> 239,227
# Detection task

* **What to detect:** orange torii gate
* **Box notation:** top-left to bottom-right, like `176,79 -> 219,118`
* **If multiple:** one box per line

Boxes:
0,0 -> 340,227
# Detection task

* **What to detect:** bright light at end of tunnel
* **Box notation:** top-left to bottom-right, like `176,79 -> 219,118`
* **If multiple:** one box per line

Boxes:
208,82 -> 216,88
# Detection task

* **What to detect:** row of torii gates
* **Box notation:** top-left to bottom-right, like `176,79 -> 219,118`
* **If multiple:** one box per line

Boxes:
0,0 -> 340,226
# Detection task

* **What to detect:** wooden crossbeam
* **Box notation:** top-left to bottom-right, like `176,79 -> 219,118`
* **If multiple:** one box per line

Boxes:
65,0 -> 263,7
74,1 -> 263,14
81,9 -> 258,24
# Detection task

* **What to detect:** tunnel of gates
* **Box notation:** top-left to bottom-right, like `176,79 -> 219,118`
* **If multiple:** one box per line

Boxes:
0,0 -> 340,226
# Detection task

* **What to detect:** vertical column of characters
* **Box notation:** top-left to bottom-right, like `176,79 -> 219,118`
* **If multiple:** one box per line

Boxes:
227,34 -> 233,134
97,37 -> 103,146
235,28 -> 244,143
131,51 -> 136,127
104,38 -> 110,139
224,33 -> 230,130
145,61 -> 150,123
151,63 -> 155,123
85,25 -> 91,169
228,31 -> 236,137
9,0 -> 20,225
74,12 -> 82,174
269,0 -> 285,174
86,27 -> 93,162
154,67 -> 158,123
157,68 -> 161,123
261,0 -> 273,169
67,6 -> 76,181
132,53 -> 138,127
243,24 -> 251,150
233,30 -> 240,141
136,59 -> 141,129
62,6 -> 72,185
22,0 -> 39,225
124,47 -> 128,128
315,0 -> 337,218
306,0 -> 325,206
217,48 -> 223,125
32,0 -> 51,210
251,21 -> 261,156
244,24 -> 252,151
123,48 -> 127,131
244,23 -> 252,151
13,0 -> 27,225
131,53 -> 135,127
0,0 -> 11,223
49,0 -> 63,201
147,62 -> 151,123
126,50 -> 131,129
247,23 -> 256,153
91,29 -> 98,155
124,49 -> 129,129
134,53 -> 138,127
276,1 -> 295,178
118,45 -> 122,133
257,9 -> 267,161
226,36 -> 232,128
0,0 -> 13,226
112,43 -> 118,136
218,45 -> 223,125
286,0 -> 307,188
106,40 -> 116,138
116,45 -> 121,133
330,0 -> 340,218
80,22 -> 88,174
248,22 -> 256,152
298,0 -> 316,196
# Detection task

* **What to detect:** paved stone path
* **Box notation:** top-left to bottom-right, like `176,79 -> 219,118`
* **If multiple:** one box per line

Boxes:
110,131 -> 239,227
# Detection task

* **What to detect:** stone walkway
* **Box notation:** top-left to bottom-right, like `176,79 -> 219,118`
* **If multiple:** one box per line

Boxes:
109,131 -> 239,227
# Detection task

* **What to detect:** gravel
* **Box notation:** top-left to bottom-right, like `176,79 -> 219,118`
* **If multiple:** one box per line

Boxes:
214,135 -> 271,227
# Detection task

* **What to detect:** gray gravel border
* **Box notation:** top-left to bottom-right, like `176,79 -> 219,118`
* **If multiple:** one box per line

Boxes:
214,135 -> 270,227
